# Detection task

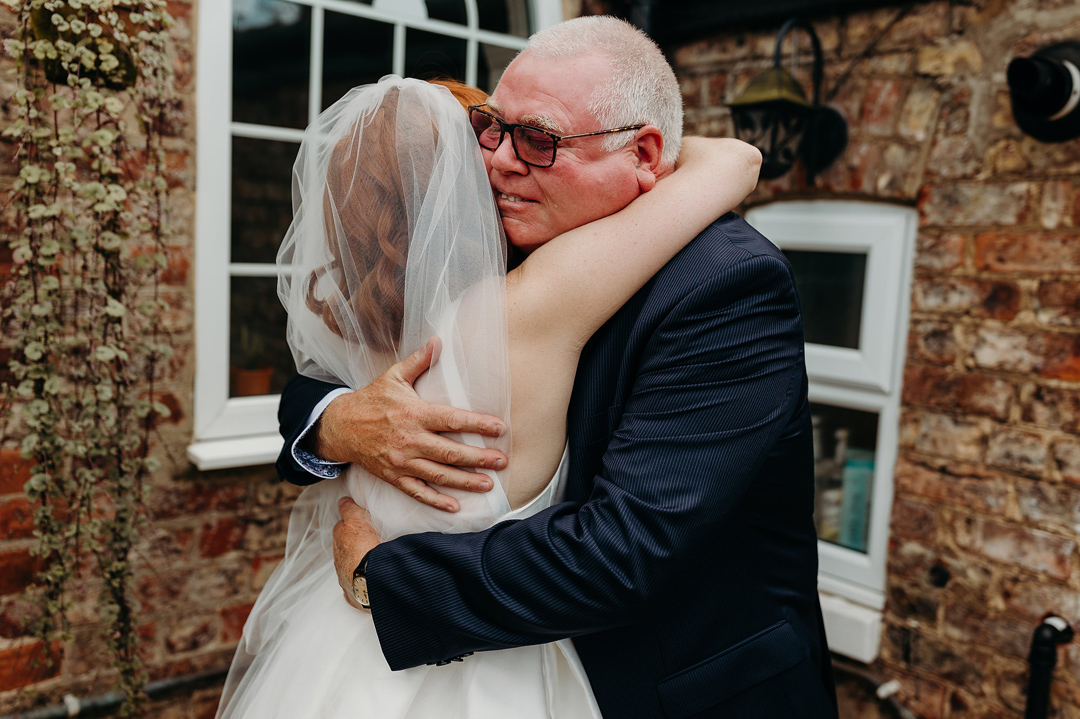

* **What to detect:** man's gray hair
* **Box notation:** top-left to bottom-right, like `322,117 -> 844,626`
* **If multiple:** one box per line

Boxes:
525,16 -> 683,167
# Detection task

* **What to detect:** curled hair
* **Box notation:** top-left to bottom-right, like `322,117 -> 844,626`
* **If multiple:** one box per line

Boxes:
305,81 -> 487,354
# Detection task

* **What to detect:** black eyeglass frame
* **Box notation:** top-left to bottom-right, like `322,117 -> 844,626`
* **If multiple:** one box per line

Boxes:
467,104 -> 645,168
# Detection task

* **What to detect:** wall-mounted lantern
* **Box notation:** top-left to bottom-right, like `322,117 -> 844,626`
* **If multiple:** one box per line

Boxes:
1008,42 -> 1080,143
729,17 -> 847,184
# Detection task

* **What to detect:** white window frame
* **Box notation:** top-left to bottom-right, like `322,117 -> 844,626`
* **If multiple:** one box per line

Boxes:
746,200 -> 917,662
189,0 -> 563,470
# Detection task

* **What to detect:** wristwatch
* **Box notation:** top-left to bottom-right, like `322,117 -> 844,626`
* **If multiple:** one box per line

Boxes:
352,551 -> 372,612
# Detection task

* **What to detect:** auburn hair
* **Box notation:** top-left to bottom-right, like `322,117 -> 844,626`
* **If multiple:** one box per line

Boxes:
305,80 -> 488,354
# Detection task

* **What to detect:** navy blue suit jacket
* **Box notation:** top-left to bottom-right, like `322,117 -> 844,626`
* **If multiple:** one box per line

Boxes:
277,213 -> 837,718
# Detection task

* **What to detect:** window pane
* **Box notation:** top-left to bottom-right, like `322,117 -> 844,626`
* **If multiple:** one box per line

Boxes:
478,43 -> 517,94
405,29 -> 468,82
230,277 -> 294,398
783,250 -> 866,349
322,12 -> 394,111
477,0 -> 531,37
231,137 -> 297,264
233,0 -> 311,128
426,0 -> 467,25
811,403 -> 879,553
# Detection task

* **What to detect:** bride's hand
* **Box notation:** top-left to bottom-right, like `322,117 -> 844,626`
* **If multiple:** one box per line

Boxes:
313,338 -> 508,512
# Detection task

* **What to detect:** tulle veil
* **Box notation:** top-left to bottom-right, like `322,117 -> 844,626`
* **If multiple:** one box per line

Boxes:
276,75 -> 513,539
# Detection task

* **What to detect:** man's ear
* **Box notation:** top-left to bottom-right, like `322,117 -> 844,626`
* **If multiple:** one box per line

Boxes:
632,125 -> 664,193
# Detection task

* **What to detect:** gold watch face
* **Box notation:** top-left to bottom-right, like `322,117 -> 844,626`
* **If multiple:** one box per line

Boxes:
352,575 -> 370,609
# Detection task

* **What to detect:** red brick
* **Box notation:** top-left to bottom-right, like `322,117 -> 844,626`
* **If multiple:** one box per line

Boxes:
942,603 -> 1030,657
1022,384 -> 1080,433
1040,180 -> 1077,230
920,183 -> 1035,227
0,450 -> 32,495
0,496 -> 35,540
198,516 -> 246,558
902,365 -> 1014,421
220,601 -> 254,643
0,640 -> 62,692
1043,333 -> 1080,381
887,576 -> 940,624
956,518 -> 1075,579
893,456 -> 1008,514
927,135 -> 981,180
0,549 -> 43,596
904,412 -> 985,462
166,615 -> 216,654
882,624 -> 984,688
148,482 -> 247,520
861,78 -> 903,135
706,74 -> 727,107
891,497 -> 938,542
1056,438 -> 1080,483
1002,575 -> 1080,620
678,75 -> 701,109
252,552 -> 284,590
914,231 -> 966,272
1036,280 -> 1080,328
976,232 -> 1080,273
909,321 -> 958,365
985,429 -> 1050,476
1015,479 -> 1080,531
972,327 -> 1043,374
938,87 -> 971,135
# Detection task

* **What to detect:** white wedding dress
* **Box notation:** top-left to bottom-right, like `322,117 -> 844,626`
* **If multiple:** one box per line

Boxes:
216,307 -> 602,719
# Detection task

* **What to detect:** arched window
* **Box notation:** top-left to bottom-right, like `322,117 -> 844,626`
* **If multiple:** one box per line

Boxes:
190,0 -> 564,469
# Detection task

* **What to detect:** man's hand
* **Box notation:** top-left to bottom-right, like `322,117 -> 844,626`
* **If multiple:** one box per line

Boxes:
334,497 -> 381,611
312,338 -> 507,513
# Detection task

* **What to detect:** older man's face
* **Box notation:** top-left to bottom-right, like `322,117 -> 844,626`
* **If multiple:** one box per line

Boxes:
484,52 -> 645,253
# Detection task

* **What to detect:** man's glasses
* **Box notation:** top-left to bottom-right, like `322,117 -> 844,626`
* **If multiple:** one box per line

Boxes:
467,104 -> 644,169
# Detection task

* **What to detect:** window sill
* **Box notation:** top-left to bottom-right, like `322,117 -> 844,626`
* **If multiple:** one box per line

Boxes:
186,434 -> 284,471
819,590 -> 882,664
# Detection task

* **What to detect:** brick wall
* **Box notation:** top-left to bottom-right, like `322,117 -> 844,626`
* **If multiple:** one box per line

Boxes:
3,0 -> 1080,717
0,3 -> 303,716
669,0 -> 1080,716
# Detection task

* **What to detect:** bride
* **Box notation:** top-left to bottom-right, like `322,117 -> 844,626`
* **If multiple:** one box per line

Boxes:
215,75 -> 760,718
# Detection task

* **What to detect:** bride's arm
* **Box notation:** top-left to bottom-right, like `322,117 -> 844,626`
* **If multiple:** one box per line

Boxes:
507,137 -> 761,347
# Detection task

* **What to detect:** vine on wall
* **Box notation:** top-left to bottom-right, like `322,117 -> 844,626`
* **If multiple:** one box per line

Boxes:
0,0 -> 178,713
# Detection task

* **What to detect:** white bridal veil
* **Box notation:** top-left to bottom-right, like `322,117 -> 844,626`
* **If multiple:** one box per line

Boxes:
276,76 -> 513,538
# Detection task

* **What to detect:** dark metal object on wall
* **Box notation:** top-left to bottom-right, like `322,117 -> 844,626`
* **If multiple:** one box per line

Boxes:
728,17 -> 847,183
1025,615 -> 1074,719
1008,42 -> 1080,143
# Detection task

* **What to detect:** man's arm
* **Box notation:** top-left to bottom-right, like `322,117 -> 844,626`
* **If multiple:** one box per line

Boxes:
277,340 -> 510,510
356,254 -> 806,668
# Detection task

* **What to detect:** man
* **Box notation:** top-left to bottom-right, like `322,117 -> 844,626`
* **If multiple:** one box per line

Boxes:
277,16 -> 837,718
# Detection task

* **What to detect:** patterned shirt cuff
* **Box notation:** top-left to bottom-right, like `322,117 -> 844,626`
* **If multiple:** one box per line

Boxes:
291,387 -> 352,478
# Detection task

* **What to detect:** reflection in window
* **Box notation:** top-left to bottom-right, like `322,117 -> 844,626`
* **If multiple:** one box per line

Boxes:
322,13 -> 394,111
231,137 -> 299,264
784,249 -> 866,349
406,29 -> 468,81
811,402 -> 878,553
232,0 -> 310,128
478,0 -> 531,37
230,277 -> 295,397
479,43 -> 517,93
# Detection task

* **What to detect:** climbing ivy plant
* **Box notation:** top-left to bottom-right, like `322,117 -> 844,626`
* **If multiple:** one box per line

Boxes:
0,0 -> 179,713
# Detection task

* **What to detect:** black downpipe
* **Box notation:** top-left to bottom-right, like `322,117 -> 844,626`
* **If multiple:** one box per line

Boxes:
1026,615 -> 1074,719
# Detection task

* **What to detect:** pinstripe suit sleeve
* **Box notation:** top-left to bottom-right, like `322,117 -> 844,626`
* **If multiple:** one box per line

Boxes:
367,253 -> 807,670
275,372 -> 348,485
